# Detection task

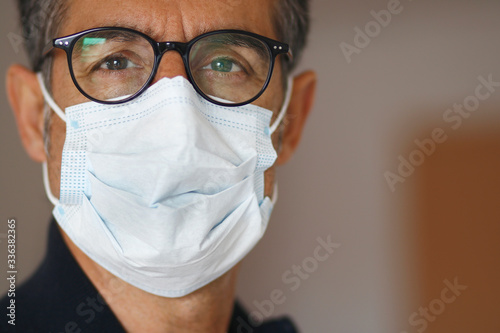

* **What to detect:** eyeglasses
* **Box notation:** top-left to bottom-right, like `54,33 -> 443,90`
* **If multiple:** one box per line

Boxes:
40,27 -> 292,106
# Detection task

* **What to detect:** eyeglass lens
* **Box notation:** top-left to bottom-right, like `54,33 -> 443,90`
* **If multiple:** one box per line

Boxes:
71,30 -> 272,104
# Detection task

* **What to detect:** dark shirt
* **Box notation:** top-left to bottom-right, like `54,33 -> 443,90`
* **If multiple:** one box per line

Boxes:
0,220 -> 298,332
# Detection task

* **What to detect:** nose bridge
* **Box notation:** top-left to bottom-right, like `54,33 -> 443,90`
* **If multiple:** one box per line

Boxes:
153,42 -> 189,82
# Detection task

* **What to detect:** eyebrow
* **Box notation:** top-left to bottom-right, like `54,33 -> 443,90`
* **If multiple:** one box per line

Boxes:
205,34 -> 269,59
104,23 -> 257,42
102,23 -> 156,38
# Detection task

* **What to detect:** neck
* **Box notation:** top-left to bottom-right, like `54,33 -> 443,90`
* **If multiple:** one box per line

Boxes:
60,228 -> 238,333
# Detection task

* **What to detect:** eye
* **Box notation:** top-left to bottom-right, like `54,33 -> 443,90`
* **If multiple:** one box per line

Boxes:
203,58 -> 242,73
100,56 -> 137,71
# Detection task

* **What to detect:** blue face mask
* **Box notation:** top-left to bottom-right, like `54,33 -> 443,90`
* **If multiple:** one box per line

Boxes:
39,74 -> 292,297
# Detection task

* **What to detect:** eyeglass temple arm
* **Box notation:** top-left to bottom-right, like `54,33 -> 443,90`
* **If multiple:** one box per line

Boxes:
34,40 -> 55,71
42,40 -> 55,57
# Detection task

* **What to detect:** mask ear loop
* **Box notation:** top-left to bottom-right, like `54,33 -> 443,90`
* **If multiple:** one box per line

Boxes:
43,162 -> 60,206
37,73 -> 62,206
266,77 -> 293,206
36,73 -> 67,123
269,77 -> 293,135
271,183 -> 279,205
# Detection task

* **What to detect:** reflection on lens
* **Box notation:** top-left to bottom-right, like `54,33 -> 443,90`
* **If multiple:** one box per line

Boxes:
189,33 -> 272,104
71,30 -> 155,102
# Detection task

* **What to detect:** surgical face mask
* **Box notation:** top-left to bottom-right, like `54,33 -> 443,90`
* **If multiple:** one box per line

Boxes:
38,74 -> 292,297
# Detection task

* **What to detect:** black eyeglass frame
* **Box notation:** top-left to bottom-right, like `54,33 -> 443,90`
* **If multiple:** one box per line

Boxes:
39,27 -> 293,107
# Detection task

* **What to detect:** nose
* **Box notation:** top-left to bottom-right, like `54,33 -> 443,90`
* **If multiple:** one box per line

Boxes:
151,50 -> 189,84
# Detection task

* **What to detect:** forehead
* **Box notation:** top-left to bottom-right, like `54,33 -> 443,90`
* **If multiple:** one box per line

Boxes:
62,0 -> 277,42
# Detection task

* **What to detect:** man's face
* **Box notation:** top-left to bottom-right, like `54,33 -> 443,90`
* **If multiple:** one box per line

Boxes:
46,0 -> 286,199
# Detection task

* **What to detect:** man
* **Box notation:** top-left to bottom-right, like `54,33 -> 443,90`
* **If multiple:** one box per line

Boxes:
1,0 -> 316,331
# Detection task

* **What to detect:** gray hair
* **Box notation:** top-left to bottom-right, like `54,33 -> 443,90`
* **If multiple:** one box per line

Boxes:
18,0 -> 65,82
17,0 -> 66,152
274,0 -> 310,75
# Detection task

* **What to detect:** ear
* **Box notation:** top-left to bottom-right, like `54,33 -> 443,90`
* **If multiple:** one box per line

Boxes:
7,64 -> 47,163
277,70 -> 317,165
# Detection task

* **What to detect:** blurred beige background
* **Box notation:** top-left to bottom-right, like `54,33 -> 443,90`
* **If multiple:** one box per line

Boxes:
1,0 -> 499,332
